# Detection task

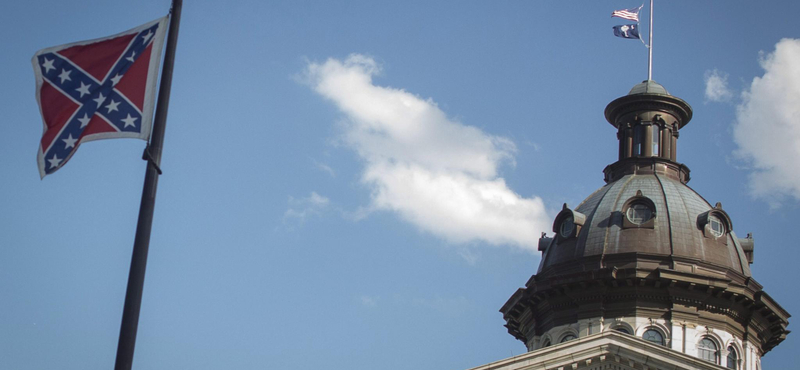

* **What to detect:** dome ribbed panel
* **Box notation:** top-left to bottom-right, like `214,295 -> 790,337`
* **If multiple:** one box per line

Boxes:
538,183 -> 611,274
729,232 -> 752,276
577,178 -> 628,258
658,177 -> 704,262
610,175 -> 671,256
572,183 -> 613,262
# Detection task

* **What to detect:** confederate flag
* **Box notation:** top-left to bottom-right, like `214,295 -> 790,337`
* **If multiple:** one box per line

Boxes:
32,17 -> 168,178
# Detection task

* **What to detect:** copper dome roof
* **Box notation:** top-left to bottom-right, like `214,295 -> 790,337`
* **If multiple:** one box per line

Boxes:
537,173 -> 753,279
628,79 -> 670,95
537,80 -> 751,279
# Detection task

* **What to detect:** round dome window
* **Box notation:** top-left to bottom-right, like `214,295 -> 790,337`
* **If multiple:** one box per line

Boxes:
626,202 -> 653,225
560,216 -> 575,238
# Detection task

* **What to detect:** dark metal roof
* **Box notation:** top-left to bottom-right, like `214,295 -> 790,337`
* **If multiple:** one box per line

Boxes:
538,173 -> 752,278
605,81 -> 693,129
628,80 -> 669,95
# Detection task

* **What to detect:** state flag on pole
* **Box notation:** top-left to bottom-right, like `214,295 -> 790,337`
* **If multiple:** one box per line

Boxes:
611,6 -> 643,22
612,24 -> 641,40
32,16 -> 168,178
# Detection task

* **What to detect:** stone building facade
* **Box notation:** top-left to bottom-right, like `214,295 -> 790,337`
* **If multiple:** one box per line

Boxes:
477,81 -> 790,370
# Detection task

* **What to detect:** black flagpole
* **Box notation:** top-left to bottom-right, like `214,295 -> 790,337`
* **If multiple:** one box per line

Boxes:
114,0 -> 182,369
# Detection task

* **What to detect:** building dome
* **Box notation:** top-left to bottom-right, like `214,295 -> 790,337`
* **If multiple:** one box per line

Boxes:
501,81 -> 789,363
541,79 -> 748,278
538,173 -> 752,280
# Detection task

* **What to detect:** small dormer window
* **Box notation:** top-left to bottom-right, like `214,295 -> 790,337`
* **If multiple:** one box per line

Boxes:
697,203 -> 732,240
708,215 -> 725,237
552,204 -> 586,241
560,216 -> 575,238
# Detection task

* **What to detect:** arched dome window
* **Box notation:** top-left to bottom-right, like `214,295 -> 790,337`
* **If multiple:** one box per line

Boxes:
698,337 -> 719,364
613,327 -> 630,334
642,328 -> 665,346
726,346 -> 738,369
541,339 -> 551,348
608,321 -> 633,335
560,334 -> 576,343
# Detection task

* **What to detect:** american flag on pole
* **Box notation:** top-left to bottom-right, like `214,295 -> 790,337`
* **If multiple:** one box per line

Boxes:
32,17 -> 168,178
611,6 -> 643,22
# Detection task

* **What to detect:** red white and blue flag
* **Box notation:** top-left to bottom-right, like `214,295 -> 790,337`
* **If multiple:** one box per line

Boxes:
32,17 -> 168,178
611,6 -> 643,22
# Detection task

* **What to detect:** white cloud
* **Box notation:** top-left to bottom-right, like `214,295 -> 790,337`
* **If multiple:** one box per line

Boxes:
732,39 -> 800,204
704,69 -> 733,103
359,295 -> 378,307
304,54 -> 550,251
312,158 -> 336,177
283,191 -> 330,222
457,249 -> 479,266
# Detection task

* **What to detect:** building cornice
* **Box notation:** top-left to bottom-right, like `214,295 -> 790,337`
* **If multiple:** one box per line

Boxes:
500,267 -> 790,354
467,331 -> 728,370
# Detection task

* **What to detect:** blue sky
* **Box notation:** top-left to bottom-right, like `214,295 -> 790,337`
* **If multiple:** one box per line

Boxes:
2,1 -> 799,369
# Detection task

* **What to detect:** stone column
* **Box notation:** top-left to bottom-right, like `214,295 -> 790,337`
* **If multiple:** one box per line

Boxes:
624,124 -> 633,158
643,123 -> 653,157
670,322 -> 685,353
670,123 -> 679,161
660,124 -> 669,159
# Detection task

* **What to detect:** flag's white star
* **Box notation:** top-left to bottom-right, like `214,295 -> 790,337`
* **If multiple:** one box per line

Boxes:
105,100 -> 120,113
75,82 -> 91,98
141,30 -> 153,43
78,113 -> 91,128
93,93 -> 106,107
125,52 -> 136,63
58,69 -> 72,83
41,58 -> 55,73
48,154 -> 63,169
121,114 -> 138,128
110,74 -> 123,86
62,134 -> 78,149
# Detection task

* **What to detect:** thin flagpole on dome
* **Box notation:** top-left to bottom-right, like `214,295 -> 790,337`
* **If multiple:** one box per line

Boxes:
648,0 -> 653,81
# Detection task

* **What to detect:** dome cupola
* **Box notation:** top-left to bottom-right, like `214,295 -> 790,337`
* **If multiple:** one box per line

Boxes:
603,80 -> 693,183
